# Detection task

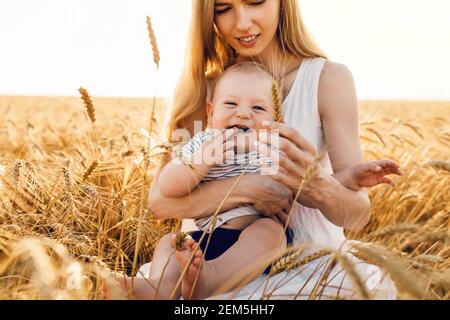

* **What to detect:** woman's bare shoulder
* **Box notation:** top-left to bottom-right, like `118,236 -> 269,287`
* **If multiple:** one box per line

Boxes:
318,61 -> 357,118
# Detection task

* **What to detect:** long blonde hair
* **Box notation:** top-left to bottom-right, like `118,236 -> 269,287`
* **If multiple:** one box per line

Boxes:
166,0 -> 326,145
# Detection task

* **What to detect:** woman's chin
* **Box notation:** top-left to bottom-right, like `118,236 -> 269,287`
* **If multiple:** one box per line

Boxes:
234,43 -> 265,57
237,48 -> 263,57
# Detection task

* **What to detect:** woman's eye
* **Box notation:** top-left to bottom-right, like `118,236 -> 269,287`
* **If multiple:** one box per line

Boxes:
215,6 -> 231,15
249,0 -> 265,6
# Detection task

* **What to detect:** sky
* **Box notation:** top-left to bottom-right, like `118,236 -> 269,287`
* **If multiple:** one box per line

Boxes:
0,0 -> 449,100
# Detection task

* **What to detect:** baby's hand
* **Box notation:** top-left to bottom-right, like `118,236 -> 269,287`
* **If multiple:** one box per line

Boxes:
351,160 -> 403,188
196,128 -> 238,166
234,129 -> 257,154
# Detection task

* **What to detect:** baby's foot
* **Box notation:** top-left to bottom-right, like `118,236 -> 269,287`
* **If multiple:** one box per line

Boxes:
103,272 -> 157,300
171,234 -> 204,300
101,271 -> 129,299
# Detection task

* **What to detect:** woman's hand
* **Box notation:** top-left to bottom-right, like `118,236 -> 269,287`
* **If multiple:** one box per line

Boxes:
241,174 -> 294,226
256,121 -> 319,195
255,120 -> 372,231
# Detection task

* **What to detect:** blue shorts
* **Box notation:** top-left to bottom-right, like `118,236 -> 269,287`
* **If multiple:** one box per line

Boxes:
188,227 -> 294,274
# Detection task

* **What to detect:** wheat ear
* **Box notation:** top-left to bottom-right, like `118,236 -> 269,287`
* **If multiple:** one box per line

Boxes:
82,161 -> 98,182
146,16 -> 160,69
424,160 -> 450,172
272,79 -> 283,122
78,87 -> 96,124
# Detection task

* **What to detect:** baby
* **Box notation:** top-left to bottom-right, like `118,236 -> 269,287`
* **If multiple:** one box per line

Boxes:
112,62 -> 402,300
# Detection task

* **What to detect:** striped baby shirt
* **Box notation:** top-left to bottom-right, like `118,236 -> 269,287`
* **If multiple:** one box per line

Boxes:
181,130 -> 273,231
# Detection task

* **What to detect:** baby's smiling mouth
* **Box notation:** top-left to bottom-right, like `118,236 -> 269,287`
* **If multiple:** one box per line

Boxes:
226,125 -> 251,133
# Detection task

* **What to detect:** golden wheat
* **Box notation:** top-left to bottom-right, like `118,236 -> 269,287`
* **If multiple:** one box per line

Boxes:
78,87 -> 96,124
0,95 -> 448,300
146,16 -> 160,69
271,80 -> 283,122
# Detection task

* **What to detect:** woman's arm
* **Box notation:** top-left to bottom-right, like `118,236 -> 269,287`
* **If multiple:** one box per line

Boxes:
149,170 -> 293,221
150,168 -> 248,220
305,62 -> 371,231
257,62 -> 371,231
297,172 -> 371,231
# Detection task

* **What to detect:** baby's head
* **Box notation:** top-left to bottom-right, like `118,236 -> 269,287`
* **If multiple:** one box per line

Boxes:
207,62 -> 282,132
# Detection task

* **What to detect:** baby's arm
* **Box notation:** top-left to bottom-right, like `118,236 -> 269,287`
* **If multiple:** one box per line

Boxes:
158,129 -> 237,198
333,160 -> 403,191
158,158 -> 212,198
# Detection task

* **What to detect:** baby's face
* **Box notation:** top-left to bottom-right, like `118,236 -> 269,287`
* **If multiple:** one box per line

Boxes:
207,71 -> 275,132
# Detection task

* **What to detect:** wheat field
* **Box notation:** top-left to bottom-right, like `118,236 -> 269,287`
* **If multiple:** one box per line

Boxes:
0,95 -> 448,300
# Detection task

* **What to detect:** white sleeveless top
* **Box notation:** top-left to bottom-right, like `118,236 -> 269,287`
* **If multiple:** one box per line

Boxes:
282,57 -> 347,248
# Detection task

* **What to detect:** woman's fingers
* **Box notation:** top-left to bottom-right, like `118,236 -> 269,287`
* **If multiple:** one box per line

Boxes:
256,140 -> 313,176
262,121 -> 317,157
258,133 -> 315,169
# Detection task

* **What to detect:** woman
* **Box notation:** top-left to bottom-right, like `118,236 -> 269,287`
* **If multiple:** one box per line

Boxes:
146,0 -> 396,299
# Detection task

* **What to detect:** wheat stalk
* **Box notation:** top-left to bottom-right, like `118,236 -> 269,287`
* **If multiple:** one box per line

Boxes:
13,160 -> 24,185
351,243 -> 430,299
131,16 -> 162,291
424,160 -> 450,172
334,252 -> 371,299
271,249 -> 332,275
269,245 -> 306,275
370,223 -> 421,238
366,127 -> 386,146
78,87 -> 96,124
146,16 -> 160,69
408,231 -> 450,245
82,161 -> 98,182
271,80 -> 283,122
401,121 -> 424,139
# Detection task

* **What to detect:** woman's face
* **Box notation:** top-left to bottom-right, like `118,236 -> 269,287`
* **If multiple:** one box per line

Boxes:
214,0 -> 280,57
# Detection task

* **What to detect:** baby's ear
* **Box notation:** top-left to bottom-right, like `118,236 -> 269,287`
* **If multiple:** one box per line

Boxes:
206,102 -> 214,118
206,102 -> 214,128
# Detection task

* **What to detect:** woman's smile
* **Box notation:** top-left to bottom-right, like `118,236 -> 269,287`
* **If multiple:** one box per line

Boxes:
236,33 -> 260,47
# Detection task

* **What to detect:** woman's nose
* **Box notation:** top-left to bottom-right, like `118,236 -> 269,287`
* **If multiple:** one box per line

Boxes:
236,7 -> 253,32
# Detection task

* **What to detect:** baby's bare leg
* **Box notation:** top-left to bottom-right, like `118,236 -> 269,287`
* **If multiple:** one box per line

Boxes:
118,232 -> 181,299
178,218 -> 287,299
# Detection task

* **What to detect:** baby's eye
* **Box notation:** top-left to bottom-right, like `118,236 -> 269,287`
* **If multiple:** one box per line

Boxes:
253,105 -> 266,111
224,101 -> 238,107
